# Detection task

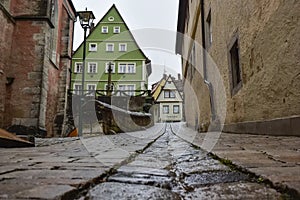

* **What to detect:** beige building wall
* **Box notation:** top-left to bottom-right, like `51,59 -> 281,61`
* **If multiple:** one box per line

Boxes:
177,0 -> 300,135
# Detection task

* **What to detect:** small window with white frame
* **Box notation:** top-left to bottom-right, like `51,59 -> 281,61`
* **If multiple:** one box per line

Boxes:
87,84 -> 96,96
117,84 -> 135,96
118,85 -> 126,96
89,43 -> 97,52
113,26 -> 120,33
73,84 -> 82,95
163,105 -> 169,114
105,62 -> 115,73
127,63 -> 136,73
106,43 -> 114,52
119,43 -> 127,52
173,105 -> 180,114
127,85 -> 135,96
118,63 -> 127,73
88,62 -> 97,73
74,62 -> 83,73
102,26 -> 108,33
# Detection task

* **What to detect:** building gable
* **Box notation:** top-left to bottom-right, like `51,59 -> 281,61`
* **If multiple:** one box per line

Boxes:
73,4 -> 148,61
156,76 -> 183,102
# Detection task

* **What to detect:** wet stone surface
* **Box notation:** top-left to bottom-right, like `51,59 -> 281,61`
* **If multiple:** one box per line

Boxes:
87,125 -> 282,199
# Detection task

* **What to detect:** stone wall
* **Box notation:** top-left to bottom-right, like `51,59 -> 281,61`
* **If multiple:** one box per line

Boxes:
0,4 -> 14,127
178,0 -> 300,136
0,0 -> 76,137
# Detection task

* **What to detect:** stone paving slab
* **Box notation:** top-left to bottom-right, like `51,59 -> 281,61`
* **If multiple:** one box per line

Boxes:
88,182 -> 181,200
170,122 -> 300,197
184,182 -> 281,200
0,124 -> 166,199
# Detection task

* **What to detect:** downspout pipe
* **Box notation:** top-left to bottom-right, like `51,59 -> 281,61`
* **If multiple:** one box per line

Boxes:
200,0 -> 216,121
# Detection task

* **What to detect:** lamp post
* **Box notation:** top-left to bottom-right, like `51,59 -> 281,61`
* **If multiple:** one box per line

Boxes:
106,62 -> 113,97
77,8 -> 95,137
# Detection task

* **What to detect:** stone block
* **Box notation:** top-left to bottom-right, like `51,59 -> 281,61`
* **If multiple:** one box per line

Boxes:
15,185 -> 76,200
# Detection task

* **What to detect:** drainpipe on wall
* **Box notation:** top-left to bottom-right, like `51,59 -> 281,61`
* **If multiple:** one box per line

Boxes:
201,0 -> 216,122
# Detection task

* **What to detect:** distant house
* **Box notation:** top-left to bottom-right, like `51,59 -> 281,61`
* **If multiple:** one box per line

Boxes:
71,4 -> 151,96
152,74 -> 184,122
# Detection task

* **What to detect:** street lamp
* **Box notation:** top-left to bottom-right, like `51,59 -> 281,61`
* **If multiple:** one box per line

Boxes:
77,8 -> 95,137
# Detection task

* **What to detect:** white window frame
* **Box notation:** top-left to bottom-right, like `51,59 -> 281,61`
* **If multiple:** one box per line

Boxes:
106,43 -> 114,52
117,84 -> 135,96
118,63 -> 127,73
73,84 -> 82,95
102,26 -> 108,33
119,43 -> 127,52
113,26 -> 120,33
117,63 -> 136,74
87,84 -> 96,96
89,43 -> 97,52
126,85 -> 135,96
118,84 -> 126,96
105,62 -> 115,73
74,62 -> 83,73
127,63 -> 136,74
163,105 -> 169,114
173,105 -> 180,114
88,62 -> 97,73
164,90 -> 175,98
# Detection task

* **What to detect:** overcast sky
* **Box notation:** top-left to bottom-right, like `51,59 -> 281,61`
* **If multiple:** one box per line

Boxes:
72,0 -> 182,86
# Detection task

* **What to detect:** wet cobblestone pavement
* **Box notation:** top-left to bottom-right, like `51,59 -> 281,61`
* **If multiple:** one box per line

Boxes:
87,125 -> 281,199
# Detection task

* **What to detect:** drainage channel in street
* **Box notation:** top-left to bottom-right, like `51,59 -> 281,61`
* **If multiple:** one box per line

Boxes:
82,124 -> 282,199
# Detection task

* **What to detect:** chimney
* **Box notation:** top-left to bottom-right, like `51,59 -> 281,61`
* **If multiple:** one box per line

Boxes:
178,73 -> 181,80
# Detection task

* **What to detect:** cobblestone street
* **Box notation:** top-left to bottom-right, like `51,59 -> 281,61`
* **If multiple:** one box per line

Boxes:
88,124 -> 280,199
1,123 -> 298,199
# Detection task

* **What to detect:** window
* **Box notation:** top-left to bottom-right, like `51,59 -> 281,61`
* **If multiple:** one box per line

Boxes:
87,84 -> 96,96
114,26 -> 120,33
74,84 -> 82,95
108,16 -> 114,21
229,37 -> 242,95
173,105 -> 180,114
206,9 -> 212,47
89,43 -> 97,52
118,85 -> 126,96
118,85 -> 135,96
74,62 -> 83,73
106,43 -> 114,52
127,64 -> 136,73
118,64 -> 127,73
127,85 -> 135,96
105,62 -> 115,73
118,63 -> 136,73
102,26 -> 108,33
88,62 -> 97,73
119,43 -> 127,52
164,90 -> 175,98
163,105 -> 169,114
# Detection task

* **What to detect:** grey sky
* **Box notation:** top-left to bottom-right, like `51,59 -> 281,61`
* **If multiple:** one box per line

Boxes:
72,0 -> 182,86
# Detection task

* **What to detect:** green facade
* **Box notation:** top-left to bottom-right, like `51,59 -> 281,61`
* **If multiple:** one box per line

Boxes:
71,5 -> 151,96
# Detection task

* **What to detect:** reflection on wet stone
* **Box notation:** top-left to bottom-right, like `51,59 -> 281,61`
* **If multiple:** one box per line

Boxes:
88,125 -> 281,199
